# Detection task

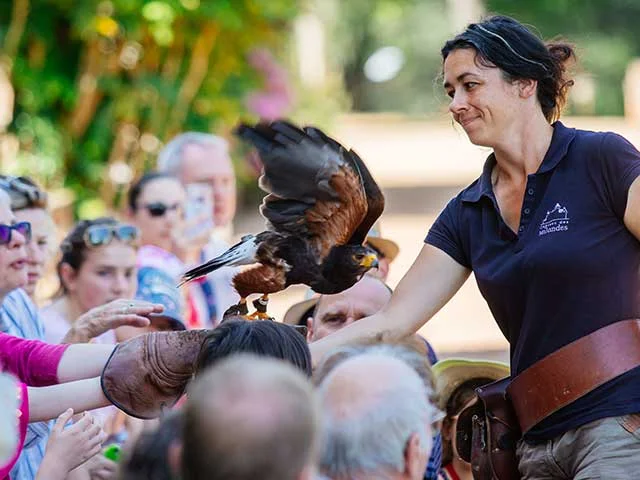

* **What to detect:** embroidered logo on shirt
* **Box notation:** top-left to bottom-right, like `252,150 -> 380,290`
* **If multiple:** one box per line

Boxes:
538,203 -> 570,236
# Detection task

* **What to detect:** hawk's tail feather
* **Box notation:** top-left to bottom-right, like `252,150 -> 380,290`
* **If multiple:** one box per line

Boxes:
178,235 -> 259,286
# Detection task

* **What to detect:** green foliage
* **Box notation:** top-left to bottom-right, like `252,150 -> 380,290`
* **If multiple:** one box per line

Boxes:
485,0 -> 640,116
1,0 -> 300,215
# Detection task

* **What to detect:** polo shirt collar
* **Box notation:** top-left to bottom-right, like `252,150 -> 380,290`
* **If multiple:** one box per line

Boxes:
461,121 -> 577,204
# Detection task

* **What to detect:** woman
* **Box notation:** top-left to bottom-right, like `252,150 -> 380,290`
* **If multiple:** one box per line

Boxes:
42,217 -> 140,344
432,359 -> 509,480
0,175 -> 55,303
127,172 -> 208,329
311,15 -> 640,477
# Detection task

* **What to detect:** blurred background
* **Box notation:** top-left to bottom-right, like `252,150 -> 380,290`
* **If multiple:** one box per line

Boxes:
2,0 -> 640,358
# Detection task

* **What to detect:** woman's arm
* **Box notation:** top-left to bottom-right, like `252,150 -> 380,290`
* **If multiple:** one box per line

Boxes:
309,244 -> 470,364
28,377 -> 110,423
56,344 -> 115,384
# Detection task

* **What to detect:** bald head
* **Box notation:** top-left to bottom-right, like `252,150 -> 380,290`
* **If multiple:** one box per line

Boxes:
184,355 -> 320,480
318,352 -> 434,480
308,275 -> 392,342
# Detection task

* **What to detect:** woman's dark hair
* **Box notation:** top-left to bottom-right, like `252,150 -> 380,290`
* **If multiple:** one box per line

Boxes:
128,172 -> 177,211
196,318 -> 313,377
441,15 -> 575,122
56,217 -> 118,293
119,411 -> 183,480
441,377 -> 493,466
0,175 -> 48,210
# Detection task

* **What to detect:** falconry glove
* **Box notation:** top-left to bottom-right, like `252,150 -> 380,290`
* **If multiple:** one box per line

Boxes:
100,329 -> 209,419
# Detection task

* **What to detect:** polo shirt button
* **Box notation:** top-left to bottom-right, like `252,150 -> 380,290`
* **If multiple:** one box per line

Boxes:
524,208 -> 530,214
527,189 -> 534,195
518,226 -> 524,232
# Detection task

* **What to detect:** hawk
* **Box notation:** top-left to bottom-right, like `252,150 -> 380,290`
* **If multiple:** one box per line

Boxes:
180,120 -> 384,320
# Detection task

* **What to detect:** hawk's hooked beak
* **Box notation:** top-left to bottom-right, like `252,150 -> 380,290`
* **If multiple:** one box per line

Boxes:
360,252 -> 379,269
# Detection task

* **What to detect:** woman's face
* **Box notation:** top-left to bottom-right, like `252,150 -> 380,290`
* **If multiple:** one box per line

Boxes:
14,208 -> 55,297
64,241 -> 137,314
0,195 -> 28,295
443,48 -> 523,148
131,178 -> 186,252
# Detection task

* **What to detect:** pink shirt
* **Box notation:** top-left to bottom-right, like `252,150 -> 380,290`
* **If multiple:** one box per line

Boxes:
0,332 -> 68,386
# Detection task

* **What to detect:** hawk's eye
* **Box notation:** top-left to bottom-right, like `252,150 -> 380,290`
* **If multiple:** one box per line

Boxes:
353,254 -> 364,261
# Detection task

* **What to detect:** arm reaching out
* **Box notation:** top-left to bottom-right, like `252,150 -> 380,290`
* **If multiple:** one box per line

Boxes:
309,244 -> 470,364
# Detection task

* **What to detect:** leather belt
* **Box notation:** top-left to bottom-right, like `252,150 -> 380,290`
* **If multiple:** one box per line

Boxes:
507,319 -> 640,433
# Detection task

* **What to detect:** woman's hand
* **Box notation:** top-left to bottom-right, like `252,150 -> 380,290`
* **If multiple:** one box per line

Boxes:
63,299 -> 164,344
37,409 -> 107,480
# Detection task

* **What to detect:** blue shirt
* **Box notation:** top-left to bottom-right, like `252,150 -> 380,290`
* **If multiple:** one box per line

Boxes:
0,289 -> 51,480
426,122 -> 640,441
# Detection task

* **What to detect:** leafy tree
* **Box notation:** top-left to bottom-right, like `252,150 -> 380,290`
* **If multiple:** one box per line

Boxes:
0,0 -> 300,215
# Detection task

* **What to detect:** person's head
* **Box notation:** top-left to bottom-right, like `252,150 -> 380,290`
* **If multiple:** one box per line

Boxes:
127,172 -> 186,252
183,353 -> 320,480
57,217 -> 138,315
196,318 -> 312,377
431,358 -> 510,467
307,275 -> 392,342
317,349 -> 438,480
157,133 -> 236,228
119,410 -> 183,480
117,266 -> 187,341
0,189 -> 29,297
441,15 -> 575,147
0,175 -> 55,298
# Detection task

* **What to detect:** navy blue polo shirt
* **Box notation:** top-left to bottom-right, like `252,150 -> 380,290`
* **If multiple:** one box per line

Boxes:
426,122 -> 640,441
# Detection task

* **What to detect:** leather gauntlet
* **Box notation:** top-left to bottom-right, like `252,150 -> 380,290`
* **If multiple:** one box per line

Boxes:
100,330 -> 209,419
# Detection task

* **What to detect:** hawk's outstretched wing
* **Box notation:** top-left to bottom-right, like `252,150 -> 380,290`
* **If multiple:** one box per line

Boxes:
235,121 -> 384,261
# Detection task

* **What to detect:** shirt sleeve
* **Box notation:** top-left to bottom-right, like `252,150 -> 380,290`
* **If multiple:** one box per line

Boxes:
0,333 -> 69,386
599,132 -> 640,219
424,196 -> 471,269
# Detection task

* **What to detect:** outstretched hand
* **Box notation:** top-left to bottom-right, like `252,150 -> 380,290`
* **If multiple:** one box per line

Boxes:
37,410 -> 106,480
62,299 -> 164,344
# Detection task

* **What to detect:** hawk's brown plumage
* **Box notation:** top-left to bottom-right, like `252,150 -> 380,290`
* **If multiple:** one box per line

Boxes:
180,120 -> 384,309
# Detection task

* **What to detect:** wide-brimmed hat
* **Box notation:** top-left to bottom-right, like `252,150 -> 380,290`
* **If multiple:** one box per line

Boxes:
432,358 -> 510,410
136,267 -> 186,331
282,290 -> 319,326
366,222 -> 399,263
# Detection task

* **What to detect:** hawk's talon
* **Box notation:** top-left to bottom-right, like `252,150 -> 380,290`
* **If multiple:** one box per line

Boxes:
246,311 -> 274,321
223,300 -> 249,317
252,296 -> 269,314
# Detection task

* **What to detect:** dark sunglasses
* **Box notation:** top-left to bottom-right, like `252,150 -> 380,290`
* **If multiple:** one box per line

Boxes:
140,202 -> 181,218
83,224 -> 139,248
0,222 -> 32,245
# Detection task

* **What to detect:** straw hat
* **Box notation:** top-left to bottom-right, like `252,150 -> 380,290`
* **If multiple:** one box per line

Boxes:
432,358 -> 510,410
282,289 -> 320,326
366,222 -> 399,263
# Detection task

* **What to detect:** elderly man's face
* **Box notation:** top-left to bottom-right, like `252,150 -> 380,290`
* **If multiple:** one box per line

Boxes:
180,142 -> 236,228
307,276 -> 391,342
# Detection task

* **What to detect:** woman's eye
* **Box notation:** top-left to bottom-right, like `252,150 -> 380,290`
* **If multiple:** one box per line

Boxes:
464,82 -> 478,90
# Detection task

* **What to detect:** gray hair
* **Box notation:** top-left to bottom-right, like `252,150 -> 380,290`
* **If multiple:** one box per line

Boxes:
317,347 -> 439,479
156,132 -> 229,175
183,353 -> 320,480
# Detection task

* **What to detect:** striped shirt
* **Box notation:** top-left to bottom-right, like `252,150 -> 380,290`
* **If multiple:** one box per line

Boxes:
0,289 -> 51,480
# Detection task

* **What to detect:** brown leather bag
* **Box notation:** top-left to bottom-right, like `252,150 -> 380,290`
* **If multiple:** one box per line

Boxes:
455,319 -> 640,480
456,378 -> 521,480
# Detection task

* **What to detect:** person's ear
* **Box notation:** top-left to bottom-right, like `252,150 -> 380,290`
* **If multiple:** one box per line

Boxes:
59,263 -> 78,293
516,78 -> 537,99
306,317 -> 314,342
404,432 -> 429,478
167,439 -> 183,477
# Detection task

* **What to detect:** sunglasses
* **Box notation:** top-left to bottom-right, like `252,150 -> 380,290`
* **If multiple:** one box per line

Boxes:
83,224 -> 139,248
0,222 -> 32,245
140,202 -> 182,218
